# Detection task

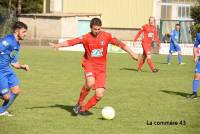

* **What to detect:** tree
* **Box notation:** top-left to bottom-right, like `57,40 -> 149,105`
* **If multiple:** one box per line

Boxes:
191,0 -> 200,40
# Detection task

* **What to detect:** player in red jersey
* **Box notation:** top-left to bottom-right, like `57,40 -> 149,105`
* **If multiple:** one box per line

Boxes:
50,18 -> 138,116
133,16 -> 160,73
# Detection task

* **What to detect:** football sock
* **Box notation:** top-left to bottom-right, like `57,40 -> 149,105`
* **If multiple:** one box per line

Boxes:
81,95 -> 100,112
147,59 -> 155,71
0,93 -> 17,113
192,80 -> 199,94
178,54 -> 183,64
77,85 -> 89,106
138,57 -> 145,70
167,53 -> 172,64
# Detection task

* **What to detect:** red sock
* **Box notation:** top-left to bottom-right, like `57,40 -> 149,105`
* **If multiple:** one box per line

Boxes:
138,57 -> 145,71
147,59 -> 155,71
77,85 -> 89,106
81,95 -> 100,112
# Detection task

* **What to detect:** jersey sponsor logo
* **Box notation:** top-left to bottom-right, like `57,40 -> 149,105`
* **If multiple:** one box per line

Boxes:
2,40 -> 9,46
91,48 -> 103,57
1,88 -> 9,94
10,50 -> 17,58
148,32 -> 154,38
175,35 -> 179,41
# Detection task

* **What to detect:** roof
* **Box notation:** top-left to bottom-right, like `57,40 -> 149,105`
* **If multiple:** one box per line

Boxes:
18,13 -> 102,18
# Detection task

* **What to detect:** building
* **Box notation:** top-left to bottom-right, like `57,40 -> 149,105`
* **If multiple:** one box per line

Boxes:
18,0 -> 195,46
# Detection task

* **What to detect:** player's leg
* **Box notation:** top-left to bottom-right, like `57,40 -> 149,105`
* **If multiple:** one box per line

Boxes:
78,68 -> 106,115
80,87 -> 104,114
0,74 -> 20,113
144,46 -> 158,72
167,52 -> 172,64
77,73 -> 95,106
187,62 -> 200,99
0,74 -> 20,114
177,51 -> 184,65
0,77 -> 10,114
73,72 -> 95,114
138,51 -> 146,72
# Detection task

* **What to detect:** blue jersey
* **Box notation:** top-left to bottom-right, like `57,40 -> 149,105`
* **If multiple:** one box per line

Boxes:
194,33 -> 200,74
0,34 -> 20,79
169,29 -> 181,53
170,29 -> 179,45
194,33 -> 200,48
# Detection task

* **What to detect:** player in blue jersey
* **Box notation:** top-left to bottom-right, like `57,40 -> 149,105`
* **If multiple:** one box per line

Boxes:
166,24 -> 185,65
0,21 -> 29,116
187,32 -> 200,99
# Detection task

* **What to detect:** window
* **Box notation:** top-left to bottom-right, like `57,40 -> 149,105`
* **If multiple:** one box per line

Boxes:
161,5 -> 172,19
178,6 -> 191,18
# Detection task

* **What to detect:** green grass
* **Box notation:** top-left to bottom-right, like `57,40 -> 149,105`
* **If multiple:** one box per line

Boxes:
0,47 -> 200,134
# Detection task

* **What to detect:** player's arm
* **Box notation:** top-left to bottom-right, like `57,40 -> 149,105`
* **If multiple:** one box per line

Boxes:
11,62 -> 30,71
10,54 -> 29,71
153,28 -> 160,47
110,38 -> 138,61
49,37 -> 83,49
133,27 -> 144,44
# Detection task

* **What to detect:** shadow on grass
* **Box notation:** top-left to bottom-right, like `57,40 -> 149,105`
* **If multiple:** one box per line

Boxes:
120,68 -> 148,72
26,104 -> 77,116
160,90 -> 190,98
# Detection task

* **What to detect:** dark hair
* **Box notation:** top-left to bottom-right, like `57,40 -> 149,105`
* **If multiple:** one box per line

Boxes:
12,21 -> 28,31
175,24 -> 180,27
90,18 -> 102,28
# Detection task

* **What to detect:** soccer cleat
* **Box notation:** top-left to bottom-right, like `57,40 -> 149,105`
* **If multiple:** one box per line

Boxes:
179,62 -> 185,65
187,93 -> 198,99
152,68 -> 160,73
78,110 -> 93,116
0,111 -> 13,117
73,104 -> 81,115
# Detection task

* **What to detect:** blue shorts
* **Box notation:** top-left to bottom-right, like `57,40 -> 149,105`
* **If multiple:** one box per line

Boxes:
0,73 -> 19,96
169,43 -> 181,53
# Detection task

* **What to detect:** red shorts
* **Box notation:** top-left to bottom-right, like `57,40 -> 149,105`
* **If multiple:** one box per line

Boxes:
82,62 -> 106,89
142,43 -> 152,55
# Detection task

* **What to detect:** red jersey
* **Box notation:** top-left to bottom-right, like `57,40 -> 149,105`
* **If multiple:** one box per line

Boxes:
133,24 -> 160,44
66,31 -> 125,66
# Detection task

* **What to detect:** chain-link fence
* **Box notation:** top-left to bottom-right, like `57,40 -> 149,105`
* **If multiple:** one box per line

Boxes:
0,8 -> 17,38
159,19 -> 195,43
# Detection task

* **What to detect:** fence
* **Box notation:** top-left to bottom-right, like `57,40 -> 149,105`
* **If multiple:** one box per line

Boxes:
159,19 -> 195,44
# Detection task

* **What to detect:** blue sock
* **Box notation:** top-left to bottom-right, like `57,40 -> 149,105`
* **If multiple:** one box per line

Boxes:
0,93 -> 17,113
192,80 -> 199,93
167,54 -> 172,63
178,54 -> 183,64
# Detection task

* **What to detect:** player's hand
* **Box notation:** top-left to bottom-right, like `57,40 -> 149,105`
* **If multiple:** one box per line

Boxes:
21,64 -> 30,71
49,42 -> 60,50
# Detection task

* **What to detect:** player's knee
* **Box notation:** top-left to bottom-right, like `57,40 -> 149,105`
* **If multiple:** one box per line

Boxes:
86,81 -> 95,89
12,87 -> 21,95
147,55 -> 151,59
95,89 -> 104,100
3,93 -> 10,101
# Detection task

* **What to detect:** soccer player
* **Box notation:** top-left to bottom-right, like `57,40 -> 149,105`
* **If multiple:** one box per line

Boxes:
133,16 -> 160,72
187,32 -> 200,99
50,18 -> 138,115
166,24 -> 185,65
0,21 -> 30,116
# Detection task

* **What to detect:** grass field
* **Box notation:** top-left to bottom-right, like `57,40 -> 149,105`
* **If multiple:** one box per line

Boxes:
0,47 -> 200,134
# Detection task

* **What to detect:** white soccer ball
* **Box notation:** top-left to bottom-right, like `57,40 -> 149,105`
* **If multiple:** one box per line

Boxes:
102,106 -> 115,120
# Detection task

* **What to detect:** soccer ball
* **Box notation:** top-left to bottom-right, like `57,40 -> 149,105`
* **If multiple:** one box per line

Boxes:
101,106 -> 115,120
